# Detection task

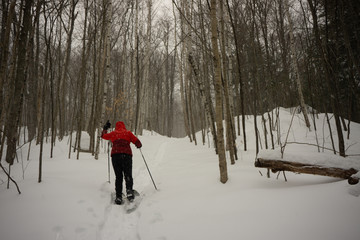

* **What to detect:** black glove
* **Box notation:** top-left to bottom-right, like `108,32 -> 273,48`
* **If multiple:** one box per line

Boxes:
103,120 -> 111,130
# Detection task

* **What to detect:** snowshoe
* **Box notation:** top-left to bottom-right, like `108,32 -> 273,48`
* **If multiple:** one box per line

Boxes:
125,190 -> 141,214
114,196 -> 123,205
127,190 -> 135,202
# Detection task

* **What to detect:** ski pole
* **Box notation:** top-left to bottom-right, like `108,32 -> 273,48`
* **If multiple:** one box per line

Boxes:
139,148 -> 158,190
107,141 -> 111,183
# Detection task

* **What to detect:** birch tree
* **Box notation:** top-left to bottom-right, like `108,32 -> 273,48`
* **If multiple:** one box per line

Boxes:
210,0 -> 228,183
95,0 -> 112,159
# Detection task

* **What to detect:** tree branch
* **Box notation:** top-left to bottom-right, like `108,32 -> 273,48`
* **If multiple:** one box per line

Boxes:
0,162 -> 21,194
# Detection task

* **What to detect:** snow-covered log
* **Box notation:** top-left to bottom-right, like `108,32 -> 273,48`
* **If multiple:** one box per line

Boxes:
255,158 -> 359,185
349,172 -> 360,185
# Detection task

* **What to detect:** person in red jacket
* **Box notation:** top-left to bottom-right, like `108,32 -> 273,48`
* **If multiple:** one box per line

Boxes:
101,120 -> 142,205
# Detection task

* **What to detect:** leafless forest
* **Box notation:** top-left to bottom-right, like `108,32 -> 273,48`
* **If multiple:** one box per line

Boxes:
0,0 -> 359,183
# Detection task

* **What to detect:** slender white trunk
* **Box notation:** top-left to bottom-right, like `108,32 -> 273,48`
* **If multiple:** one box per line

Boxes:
285,0 -> 311,130
95,0 -> 112,159
210,0 -> 228,183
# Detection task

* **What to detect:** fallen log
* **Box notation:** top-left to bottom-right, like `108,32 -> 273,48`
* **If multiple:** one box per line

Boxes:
255,158 -> 359,185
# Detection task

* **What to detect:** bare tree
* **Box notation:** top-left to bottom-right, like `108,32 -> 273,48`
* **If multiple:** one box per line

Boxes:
226,0 -> 247,151
307,0 -> 345,157
76,0 -> 92,159
210,0 -> 228,183
5,0 -> 34,166
95,0 -> 112,159
285,0 -> 311,130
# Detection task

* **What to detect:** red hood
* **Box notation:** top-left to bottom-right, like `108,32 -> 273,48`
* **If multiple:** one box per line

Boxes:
115,121 -> 127,131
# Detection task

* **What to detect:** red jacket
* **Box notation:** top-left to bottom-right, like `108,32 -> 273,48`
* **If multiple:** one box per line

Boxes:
101,121 -> 142,156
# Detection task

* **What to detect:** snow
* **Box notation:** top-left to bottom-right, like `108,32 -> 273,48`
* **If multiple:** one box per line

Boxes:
1,108 -> 360,240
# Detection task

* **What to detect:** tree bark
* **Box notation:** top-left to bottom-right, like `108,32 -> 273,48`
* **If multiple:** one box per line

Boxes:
58,0 -> 78,140
95,0 -> 112,159
220,1 -> 237,164
225,0 -> 247,151
5,0 -> 33,165
210,0 -> 228,183
76,0 -> 91,159
188,53 -> 216,149
177,0 -> 192,142
0,0 -> 15,122
134,0 -> 140,135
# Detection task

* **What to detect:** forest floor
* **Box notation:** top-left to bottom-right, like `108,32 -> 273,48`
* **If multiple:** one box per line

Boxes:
0,108 -> 360,240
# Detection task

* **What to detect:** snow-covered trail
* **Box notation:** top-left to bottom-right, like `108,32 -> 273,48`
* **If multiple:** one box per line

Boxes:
97,133 -> 217,240
96,133 -> 171,240
97,196 -> 141,240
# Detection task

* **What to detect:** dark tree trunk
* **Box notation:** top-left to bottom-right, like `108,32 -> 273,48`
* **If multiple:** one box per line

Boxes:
5,0 -> 33,165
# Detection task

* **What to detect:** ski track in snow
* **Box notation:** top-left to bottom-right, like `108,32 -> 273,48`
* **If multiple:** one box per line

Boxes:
97,139 -> 169,240
97,176 -> 142,240
98,202 -> 142,240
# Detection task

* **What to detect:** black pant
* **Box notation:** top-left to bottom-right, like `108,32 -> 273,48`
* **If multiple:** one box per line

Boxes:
112,153 -> 133,198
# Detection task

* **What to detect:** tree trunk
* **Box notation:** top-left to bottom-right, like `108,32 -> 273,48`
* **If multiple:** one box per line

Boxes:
0,0 -> 15,122
76,0 -> 90,159
220,1 -> 236,164
226,0 -> 247,151
58,0 -> 78,140
134,0 -> 140,135
177,0 -> 192,142
95,0 -> 112,159
285,0 -> 311,130
5,0 -> 33,166
144,0 -> 152,135
210,0 -> 228,183
188,53 -> 216,149
38,65 -> 45,183
276,0 -> 292,106
307,0 -> 345,157
184,0 -> 197,145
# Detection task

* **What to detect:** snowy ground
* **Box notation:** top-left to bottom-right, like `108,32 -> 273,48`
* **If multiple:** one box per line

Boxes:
1,108 -> 360,240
